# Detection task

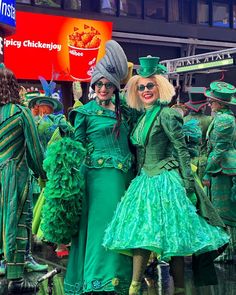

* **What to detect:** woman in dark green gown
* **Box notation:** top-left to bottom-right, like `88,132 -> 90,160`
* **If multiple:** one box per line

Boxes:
64,40 -> 135,295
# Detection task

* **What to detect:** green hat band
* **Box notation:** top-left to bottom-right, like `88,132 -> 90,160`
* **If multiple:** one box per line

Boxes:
211,90 -> 233,101
137,56 -> 167,77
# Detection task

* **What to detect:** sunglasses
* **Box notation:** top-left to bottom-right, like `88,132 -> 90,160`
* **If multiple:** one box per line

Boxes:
95,81 -> 115,89
137,82 -> 156,92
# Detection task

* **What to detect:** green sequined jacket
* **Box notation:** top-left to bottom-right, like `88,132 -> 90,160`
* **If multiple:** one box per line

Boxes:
131,102 -> 194,192
204,108 -> 236,178
184,112 -> 212,155
184,112 -> 213,180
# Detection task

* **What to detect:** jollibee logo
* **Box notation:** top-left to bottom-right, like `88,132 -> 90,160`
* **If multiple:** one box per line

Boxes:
69,50 -> 84,56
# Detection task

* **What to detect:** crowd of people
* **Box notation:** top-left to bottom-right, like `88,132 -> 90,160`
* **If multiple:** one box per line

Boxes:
0,39 -> 235,295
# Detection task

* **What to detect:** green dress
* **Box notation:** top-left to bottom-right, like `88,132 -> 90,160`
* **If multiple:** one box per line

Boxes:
31,113 -> 72,200
64,100 -> 134,295
32,114 -> 73,238
103,102 -> 229,260
0,103 -> 45,279
204,108 -> 236,261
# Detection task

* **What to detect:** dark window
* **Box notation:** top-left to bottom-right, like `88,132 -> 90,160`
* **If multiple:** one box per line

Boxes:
182,0 -> 196,23
212,0 -> 230,27
64,0 -> 81,10
145,0 -> 166,20
120,0 -> 142,17
100,0 -> 117,15
234,1 -> 236,28
198,0 -> 209,25
168,0 -> 181,22
34,0 -> 61,7
16,0 -> 31,3
82,0 -> 100,12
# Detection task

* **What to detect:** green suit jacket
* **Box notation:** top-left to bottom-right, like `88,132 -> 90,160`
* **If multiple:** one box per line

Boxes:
69,100 -> 135,173
131,102 -> 194,192
204,108 -> 236,178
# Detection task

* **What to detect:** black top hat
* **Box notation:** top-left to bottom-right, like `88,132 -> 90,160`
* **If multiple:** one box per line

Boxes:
185,87 -> 208,112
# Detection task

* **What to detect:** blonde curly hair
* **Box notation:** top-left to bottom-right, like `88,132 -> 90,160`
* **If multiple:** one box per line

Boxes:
126,74 -> 175,111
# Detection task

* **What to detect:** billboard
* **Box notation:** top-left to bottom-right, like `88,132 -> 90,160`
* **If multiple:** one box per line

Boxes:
4,11 -> 112,81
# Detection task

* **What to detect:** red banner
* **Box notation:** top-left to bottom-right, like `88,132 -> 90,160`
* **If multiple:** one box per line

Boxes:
4,11 -> 112,81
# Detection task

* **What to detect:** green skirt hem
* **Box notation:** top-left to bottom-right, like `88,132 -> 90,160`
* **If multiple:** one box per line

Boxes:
64,280 -> 130,295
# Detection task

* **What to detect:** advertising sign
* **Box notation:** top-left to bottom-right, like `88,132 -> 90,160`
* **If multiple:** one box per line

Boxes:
4,11 -> 112,81
175,58 -> 234,73
0,0 -> 16,28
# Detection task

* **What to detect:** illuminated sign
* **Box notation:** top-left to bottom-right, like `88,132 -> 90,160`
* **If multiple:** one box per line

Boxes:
176,58 -> 234,73
0,0 -> 16,28
161,51 -> 236,74
4,11 -> 112,81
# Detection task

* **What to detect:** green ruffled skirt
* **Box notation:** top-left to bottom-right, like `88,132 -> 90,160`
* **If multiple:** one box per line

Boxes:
103,169 -> 229,260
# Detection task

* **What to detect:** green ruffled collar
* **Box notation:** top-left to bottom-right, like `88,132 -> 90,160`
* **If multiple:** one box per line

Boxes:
69,100 -> 117,125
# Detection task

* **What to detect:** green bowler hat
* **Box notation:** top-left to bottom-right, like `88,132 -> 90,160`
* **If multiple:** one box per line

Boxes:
25,91 -> 41,101
28,95 -> 63,112
137,55 -> 167,77
205,81 -> 236,105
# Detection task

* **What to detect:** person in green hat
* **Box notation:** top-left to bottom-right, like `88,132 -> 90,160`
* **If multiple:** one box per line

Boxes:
27,89 -> 72,271
204,81 -> 236,262
184,87 -> 213,181
0,66 -> 46,293
103,56 -> 229,295
0,88 -> 50,277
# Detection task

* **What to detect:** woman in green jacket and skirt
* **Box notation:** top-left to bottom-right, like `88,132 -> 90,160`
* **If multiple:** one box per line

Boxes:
103,56 -> 229,295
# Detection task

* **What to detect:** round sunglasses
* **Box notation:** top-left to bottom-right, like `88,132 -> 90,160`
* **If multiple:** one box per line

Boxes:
95,81 -> 115,89
137,82 -> 156,92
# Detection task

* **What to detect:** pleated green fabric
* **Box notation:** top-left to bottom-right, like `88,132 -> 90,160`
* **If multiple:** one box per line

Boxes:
211,174 -> 236,227
103,169 -> 229,260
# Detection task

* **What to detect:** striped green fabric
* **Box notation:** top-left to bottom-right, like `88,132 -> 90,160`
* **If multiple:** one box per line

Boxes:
0,103 -> 45,264
211,174 -> 236,227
